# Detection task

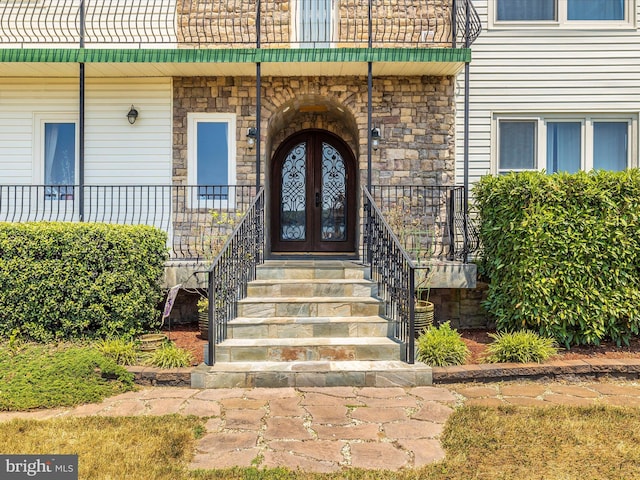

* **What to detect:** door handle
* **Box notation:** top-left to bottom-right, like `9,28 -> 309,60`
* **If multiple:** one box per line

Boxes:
315,192 -> 321,207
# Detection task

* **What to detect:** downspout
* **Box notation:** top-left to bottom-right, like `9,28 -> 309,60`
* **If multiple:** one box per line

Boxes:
463,0 -> 470,263
79,0 -> 85,221
366,0 -> 372,191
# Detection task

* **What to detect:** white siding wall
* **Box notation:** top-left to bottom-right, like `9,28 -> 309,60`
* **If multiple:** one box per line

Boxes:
0,77 -> 172,185
455,0 -> 640,186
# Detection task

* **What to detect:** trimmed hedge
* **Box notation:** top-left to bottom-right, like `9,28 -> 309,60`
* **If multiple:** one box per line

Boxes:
0,222 -> 167,341
474,170 -> 640,347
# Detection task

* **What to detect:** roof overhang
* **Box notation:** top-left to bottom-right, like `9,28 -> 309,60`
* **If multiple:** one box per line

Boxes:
0,47 -> 471,78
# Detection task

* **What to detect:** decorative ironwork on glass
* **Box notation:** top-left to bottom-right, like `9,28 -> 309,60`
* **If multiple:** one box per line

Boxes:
321,142 -> 346,241
280,142 -> 307,241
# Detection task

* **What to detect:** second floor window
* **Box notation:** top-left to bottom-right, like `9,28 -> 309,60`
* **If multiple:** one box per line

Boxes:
496,0 -> 627,24
294,0 -> 334,47
496,115 -> 633,175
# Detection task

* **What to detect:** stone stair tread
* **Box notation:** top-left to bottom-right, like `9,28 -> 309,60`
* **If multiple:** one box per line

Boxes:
219,337 -> 399,347
238,296 -> 381,304
229,315 -> 387,325
200,360 -> 429,373
250,278 -> 373,285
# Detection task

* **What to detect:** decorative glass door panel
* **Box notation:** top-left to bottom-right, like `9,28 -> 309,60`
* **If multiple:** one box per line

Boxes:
280,142 -> 307,241
271,130 -> 356,254
321,142 -> 346,241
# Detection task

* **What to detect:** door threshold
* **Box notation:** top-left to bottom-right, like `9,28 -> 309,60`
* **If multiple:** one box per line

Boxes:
268,252 -> 360,261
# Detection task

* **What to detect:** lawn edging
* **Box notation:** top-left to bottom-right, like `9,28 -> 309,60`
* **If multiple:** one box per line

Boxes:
126,365 -> 194,386
125,359 -> 640,388
433,358 -> 640,383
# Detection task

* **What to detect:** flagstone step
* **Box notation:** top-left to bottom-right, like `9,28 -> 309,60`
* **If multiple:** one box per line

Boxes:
227,316 -> 392,339
237,296 -> 382,318
247,278 -> 377,297
214,337 -> 402,363
256,261 -> 368,281
191,360 -> 432,388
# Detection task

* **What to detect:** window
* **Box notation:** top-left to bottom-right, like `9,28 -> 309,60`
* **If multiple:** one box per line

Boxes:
187,113 -> 236,206
292,0 -> 334,48
496,115 -> 634,174
34,115 -> 78,200
493,0 -> 631,26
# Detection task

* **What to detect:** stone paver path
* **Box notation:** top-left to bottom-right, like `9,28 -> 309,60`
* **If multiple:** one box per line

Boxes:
1,380 -> 640,472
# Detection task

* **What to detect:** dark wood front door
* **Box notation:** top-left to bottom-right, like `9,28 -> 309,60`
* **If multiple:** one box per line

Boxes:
271,130 -> 357,254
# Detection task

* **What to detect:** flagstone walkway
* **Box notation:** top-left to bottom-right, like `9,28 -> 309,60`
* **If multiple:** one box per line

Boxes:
1,380 -> 640,472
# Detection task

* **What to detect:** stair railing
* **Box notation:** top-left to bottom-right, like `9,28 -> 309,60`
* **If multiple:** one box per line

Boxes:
362,187 -> 416,364
206,188 -> 265,366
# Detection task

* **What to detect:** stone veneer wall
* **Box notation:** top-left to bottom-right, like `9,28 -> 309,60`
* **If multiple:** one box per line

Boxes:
177,0 -> 453,48
430,283 -> 494,330
173,75 -> 456,187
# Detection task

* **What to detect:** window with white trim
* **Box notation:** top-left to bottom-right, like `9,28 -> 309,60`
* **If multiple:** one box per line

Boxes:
291,0 -> 335,48
496,115 -> 634,175
34,114 -> 78,200
492,0 -> 633,27
187,112 -> 236,206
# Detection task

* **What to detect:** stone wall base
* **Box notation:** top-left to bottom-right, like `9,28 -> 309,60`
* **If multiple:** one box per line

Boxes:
430,282 -> 493,330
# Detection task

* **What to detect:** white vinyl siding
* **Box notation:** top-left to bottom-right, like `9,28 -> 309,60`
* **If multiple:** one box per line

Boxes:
455,0 -> 640,185
0,78 -> 172,186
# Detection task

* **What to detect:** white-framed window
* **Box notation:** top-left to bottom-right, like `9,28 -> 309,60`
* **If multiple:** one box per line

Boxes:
491,0 -> 634,28
187,112 -> 236,207
495,114 -> 636,175
291,0 -> 336,48
33,113 -> 78,200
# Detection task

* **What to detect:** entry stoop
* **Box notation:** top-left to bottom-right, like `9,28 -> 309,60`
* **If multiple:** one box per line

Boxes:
191,260 -> 432,388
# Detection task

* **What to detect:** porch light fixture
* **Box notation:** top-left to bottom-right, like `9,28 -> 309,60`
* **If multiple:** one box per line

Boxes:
246,127 -> 257,149
126,105 -> 139,125
371,127 -> 381,151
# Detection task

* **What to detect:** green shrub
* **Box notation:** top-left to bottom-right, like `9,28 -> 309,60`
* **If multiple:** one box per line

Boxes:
474,170 -> 640,347
416,322 -> 470,367
0,343 -> 134,411
96,338 -> 139,366
483,330 -> 559,363
145,342 -> 193,368
0,222 -> 167,341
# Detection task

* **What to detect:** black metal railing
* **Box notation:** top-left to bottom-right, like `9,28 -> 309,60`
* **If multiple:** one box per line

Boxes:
363,187 -> 416,363
206,188 -> 265,366
369,184 -> 479,263
0,184 -> 259,260
0,0 -> 481,48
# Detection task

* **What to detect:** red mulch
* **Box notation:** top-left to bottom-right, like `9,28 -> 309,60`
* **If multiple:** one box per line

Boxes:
461,329 -> 640,364
164,323 -> 640,367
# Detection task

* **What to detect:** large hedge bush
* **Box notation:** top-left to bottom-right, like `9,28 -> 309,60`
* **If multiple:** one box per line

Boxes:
0,222 -> 167,341
474,170 -> 640,347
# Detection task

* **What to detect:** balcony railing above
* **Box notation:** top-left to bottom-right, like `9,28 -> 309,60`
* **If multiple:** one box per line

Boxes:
0,0 -> 480,48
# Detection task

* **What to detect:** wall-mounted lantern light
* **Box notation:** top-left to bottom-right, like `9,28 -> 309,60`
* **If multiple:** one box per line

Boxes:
371,127 -> 381,151
246,127 -> 257,149
126,105 -> 139,125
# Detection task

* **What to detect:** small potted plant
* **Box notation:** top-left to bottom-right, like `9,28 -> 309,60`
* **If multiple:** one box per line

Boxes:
197,295 -> 209,339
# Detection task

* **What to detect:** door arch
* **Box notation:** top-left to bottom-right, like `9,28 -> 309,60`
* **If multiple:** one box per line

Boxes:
271,129 -> 357,254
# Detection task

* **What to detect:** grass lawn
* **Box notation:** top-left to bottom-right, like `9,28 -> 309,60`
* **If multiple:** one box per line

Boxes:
2,405 -> 640,479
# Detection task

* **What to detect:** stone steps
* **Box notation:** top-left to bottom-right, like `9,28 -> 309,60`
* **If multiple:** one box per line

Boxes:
192,260 -> 432,388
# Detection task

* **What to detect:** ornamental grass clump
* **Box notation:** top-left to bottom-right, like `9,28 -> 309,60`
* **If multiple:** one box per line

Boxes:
484,330 -> 559,364
96,338 -> 139,366
145,342 -> 194,369
416,322 -> 470,367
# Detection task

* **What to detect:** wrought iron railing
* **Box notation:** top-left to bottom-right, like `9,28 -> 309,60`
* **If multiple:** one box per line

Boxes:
0,184 -> 258,260
362,187 -> 416,363
0,0 -> 481,48
369,184 -> 479,263
206,188 -> 265,366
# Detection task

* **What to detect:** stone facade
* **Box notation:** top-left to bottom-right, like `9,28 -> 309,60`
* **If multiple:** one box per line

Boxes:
430,282 -> 493,330
173,74 -> 456,187
177,0 -> 454,48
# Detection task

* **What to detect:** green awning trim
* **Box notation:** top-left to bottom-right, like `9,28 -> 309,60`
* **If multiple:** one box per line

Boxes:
0,47 -> 470,64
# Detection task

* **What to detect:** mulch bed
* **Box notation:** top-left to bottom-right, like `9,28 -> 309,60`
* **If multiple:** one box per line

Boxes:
164,323 -> 640,367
